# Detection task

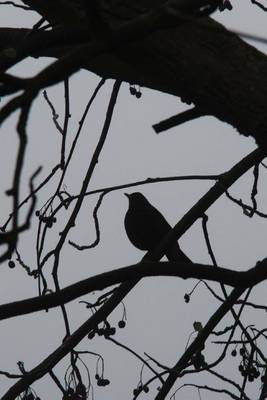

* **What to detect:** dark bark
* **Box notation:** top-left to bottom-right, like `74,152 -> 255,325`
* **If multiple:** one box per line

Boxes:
0,3 -> 267,147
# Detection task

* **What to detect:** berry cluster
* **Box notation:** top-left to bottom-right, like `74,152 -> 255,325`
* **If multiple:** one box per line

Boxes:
35,210 -> 57,228
219,0 -> 232,11
88,319 -> 126,339
63,383 -> 87,400
95,374 -> 110,387
129,85 -> 142,99
133,384 -> 149,397
232,347 -> 260,382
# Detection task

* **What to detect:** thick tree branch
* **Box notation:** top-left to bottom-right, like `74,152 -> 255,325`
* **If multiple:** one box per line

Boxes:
0,259 -> 266,322
1,4 -> 267,145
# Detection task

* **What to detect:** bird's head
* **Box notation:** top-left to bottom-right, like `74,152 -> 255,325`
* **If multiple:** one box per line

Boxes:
125,192 -> 148,209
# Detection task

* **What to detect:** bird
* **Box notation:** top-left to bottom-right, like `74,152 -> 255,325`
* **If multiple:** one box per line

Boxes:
124,192 -> 190,262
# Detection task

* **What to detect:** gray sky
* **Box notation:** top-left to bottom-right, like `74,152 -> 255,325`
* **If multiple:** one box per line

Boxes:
1,1 -> 267,399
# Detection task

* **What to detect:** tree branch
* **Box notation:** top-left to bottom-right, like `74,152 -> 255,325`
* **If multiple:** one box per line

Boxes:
1,4 -> 267,145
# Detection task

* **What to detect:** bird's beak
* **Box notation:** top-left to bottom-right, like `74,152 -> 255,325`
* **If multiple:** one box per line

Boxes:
124,193 -> 130,198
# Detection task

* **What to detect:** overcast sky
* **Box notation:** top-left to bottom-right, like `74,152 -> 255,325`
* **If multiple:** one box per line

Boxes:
1,1 -> 267,399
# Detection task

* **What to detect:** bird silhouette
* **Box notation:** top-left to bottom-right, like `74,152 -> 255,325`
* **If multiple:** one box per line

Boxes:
124,192 -> 190,262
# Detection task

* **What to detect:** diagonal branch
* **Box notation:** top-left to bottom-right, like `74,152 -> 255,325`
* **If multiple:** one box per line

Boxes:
1,147 -> 264,399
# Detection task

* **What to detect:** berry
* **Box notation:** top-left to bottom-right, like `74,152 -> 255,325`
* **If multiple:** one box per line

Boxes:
76,383 -> 86,395
239,347 -> 245,356
193,321 -> 203,332
118,320 -> 126,328
231,349 -> 237,357
104,326 -> 116,337
109,327 -> 116,336
129,86 -> 136,95
184,294 -> 190,303
97,328 -> 105,336
46,219 -> 53,228
224,0 -> 233,10
8,260 -> 15,269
